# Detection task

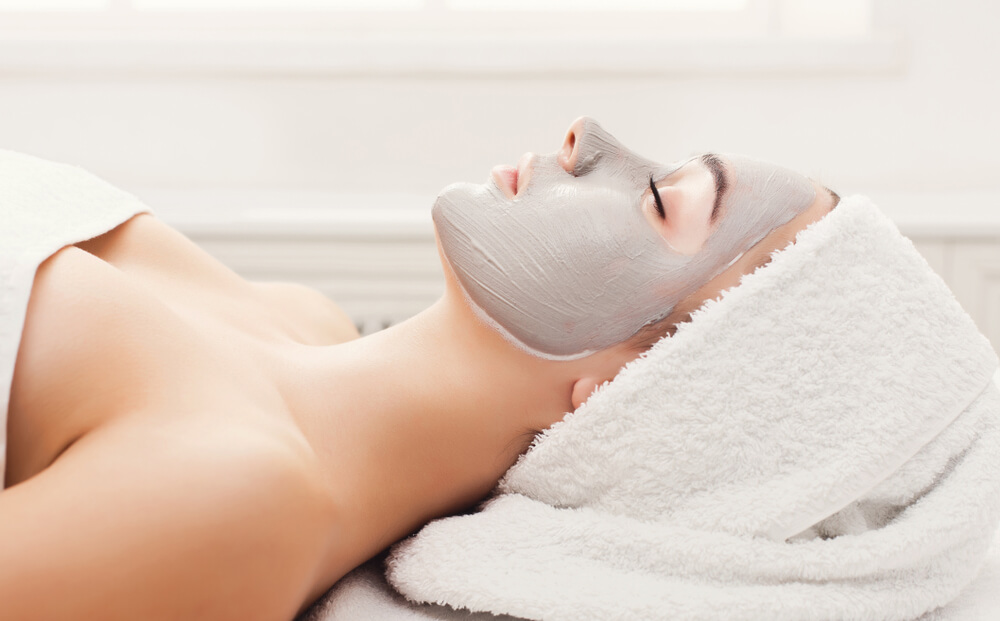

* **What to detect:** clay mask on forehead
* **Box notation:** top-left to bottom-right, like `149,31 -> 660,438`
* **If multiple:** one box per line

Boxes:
432,119 -> 816,360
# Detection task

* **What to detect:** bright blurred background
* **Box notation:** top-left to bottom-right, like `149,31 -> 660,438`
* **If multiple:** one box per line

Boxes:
1,0 -> 998,344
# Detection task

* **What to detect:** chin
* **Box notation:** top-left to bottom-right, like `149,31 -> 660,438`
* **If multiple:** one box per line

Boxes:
432,224 -> 461,294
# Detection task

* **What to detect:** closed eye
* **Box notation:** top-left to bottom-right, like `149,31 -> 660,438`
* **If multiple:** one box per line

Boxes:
649,175 -> 665,219
701,153 -> 727,223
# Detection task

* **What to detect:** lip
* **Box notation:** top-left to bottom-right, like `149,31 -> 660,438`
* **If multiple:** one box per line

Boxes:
515,152 -> 534,196
490,164 -> 518,198
490,152 -> 535,199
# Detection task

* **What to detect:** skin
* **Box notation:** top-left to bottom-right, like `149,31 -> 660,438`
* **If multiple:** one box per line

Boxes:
437,118 -> 816,359
0,117 -> 837,620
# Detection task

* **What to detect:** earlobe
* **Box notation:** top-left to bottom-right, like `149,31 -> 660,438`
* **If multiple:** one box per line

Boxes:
571,377 -> 604,410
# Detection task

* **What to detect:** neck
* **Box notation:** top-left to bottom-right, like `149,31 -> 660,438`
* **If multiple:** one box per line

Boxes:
282,290 -> 572,579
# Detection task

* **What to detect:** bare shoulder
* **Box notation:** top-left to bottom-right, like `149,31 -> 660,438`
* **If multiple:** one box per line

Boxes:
0,417 -> 337,621
254,281 -> 360,344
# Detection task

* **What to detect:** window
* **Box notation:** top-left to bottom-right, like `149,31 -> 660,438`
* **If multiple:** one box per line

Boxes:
0,1 -> 894,74
134,0 -> 422,9
0,1 -> 105,8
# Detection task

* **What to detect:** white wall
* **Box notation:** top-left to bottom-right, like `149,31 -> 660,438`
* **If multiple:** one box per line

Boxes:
0,0 -> 998,207
2,0 -> 999,345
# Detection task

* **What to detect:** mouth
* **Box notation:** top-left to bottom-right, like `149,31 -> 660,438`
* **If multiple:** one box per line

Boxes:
490,152 -> 534,199
490,164 -> 518,198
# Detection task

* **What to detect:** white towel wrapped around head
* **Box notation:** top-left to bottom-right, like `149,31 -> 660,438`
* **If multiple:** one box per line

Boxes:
385,195 -> 1000,621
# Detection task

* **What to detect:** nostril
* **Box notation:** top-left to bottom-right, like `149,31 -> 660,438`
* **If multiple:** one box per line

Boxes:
558,116 -> 590,174
559,126 -> 580,173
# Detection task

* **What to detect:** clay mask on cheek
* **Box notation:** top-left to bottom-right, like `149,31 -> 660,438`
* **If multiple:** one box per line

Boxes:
432,120 -> 816,360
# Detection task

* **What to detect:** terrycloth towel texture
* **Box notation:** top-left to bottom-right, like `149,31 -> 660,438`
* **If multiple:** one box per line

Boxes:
384,195 -> 1000,621
301,515 -> 1000,621
0,149 -> 152,486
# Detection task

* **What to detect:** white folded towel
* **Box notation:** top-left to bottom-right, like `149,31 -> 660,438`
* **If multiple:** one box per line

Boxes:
0,149 -> 152,486
385,195 -> 1000,621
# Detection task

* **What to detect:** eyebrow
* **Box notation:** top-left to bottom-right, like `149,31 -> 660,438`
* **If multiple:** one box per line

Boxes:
701,152 -> 728,224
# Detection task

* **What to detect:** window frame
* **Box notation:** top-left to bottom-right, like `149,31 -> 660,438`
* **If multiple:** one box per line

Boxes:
0,0 -> 902,75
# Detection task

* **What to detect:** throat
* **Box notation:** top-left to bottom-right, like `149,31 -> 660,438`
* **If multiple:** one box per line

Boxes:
285,297 -> 558,562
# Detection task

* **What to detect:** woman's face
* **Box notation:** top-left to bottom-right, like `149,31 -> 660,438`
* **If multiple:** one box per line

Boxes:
432,116 -> 820,360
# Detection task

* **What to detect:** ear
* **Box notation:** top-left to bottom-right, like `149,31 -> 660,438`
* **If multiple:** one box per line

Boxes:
571,377 -> 605,411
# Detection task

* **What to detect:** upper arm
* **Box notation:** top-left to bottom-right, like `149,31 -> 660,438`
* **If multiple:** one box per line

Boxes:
0,421 -> 329,621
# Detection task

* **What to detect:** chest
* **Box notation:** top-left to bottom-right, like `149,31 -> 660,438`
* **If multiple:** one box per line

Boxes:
5,213 -> 356,487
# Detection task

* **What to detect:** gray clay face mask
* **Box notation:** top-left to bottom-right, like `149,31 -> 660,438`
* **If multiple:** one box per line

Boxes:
432,118 -> 816,360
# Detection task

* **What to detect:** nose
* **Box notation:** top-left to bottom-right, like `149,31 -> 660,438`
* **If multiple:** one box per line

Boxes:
557,116 -> 588,174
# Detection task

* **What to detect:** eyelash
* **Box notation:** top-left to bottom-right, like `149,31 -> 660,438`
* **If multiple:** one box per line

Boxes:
649,176 -> 666,219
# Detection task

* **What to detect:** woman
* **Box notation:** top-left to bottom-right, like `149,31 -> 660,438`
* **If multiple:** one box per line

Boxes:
0,117 -> 839,620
